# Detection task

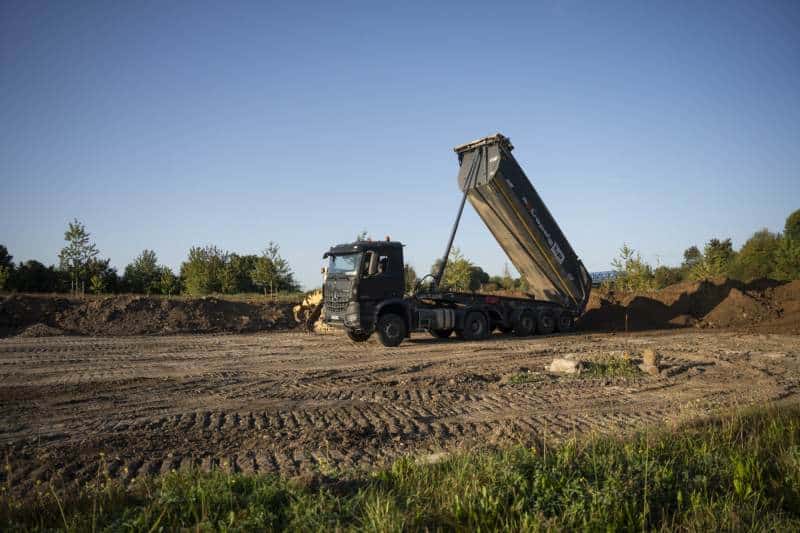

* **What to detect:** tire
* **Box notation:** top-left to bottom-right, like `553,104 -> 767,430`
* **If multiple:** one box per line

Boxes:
538,312 -> 556,335
513,310 -> 535,336
377,313 -> 406,347
462,311 -> 489,341
430,328 -> 453,339
495,324 -> 514,334
346,329 -> 372,342
556,315 -> 574,333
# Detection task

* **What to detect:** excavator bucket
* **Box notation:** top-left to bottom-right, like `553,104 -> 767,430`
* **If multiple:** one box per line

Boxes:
454,134 -> 591,313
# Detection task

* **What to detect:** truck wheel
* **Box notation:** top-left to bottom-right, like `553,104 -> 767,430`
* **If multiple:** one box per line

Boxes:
513,311 -> 535,336
462,311 -> 489,341
556,315 -> 574,333
377,313 -> 406,347
538,312 -> 556,335
346,329 -> 372,342
430,328 -> 453,339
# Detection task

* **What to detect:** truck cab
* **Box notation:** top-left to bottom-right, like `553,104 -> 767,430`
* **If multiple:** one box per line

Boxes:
322,240 -> 406,342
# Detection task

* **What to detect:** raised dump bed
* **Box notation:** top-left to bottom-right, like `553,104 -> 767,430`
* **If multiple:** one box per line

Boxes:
454,134 -> 591,313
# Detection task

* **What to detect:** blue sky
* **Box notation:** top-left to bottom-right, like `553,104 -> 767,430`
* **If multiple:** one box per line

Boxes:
2,1 -> 798,289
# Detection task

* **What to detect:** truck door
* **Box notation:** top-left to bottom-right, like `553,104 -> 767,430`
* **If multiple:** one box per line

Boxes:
359,249 -> 403,303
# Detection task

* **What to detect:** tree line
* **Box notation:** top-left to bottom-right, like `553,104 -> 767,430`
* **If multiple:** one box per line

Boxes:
607,209 -> 800,292
0,219 -> 299,296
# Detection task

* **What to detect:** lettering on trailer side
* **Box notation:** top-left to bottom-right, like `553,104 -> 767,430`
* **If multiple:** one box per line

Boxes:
529,207 -> 566,265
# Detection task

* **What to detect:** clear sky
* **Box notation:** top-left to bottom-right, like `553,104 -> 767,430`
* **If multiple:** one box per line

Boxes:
2,1 -> 799,289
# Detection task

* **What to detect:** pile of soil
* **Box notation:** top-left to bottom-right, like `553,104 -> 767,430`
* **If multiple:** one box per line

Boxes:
0,294 -> 300,337
579,278 -> 800,334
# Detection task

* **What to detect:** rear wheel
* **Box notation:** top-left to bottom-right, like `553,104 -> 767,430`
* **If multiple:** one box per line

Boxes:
377,313 -> 406,347
556,315 -> 574,333
462,311 -> 489,341
346,329 -> 371,342
513,310 -> 535,336
538,312 -> 556,335
430,328 -> 453,339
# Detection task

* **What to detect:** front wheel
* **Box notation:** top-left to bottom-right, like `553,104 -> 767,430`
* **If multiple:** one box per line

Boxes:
346,329 -> 372,342
377,313 -> 406,347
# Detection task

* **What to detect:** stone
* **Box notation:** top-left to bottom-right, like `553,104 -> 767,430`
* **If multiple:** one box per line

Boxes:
546,358 -> 583,374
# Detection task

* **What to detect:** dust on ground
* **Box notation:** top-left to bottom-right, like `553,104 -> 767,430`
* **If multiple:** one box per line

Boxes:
1,329 -> 798,495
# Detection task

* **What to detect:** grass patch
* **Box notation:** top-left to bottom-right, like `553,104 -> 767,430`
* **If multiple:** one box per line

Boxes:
508,371 -> 544,384
3,404 -> 800,531
582,353 -> 642,378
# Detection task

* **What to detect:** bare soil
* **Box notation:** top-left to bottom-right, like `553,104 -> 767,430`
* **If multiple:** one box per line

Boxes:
580,278 -> 800,334
0,294 -> 297,337
1,329 -> 798,494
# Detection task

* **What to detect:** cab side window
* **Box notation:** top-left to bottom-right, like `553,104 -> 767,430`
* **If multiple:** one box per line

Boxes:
377,256 -> 389,275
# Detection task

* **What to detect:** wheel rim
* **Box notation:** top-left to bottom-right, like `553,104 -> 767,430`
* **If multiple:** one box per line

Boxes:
542,316 -> 553,330
523,316 -> 533,330
385,322 -> 398,339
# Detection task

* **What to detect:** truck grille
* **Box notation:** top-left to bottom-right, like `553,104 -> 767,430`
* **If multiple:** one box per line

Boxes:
325,290 -> 349,314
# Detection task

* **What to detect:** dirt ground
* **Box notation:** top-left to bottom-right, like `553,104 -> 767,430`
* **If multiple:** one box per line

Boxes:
2,329 -> 799,494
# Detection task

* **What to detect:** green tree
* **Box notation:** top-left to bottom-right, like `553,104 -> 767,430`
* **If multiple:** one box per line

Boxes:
785,209 -> 800,242
730,229 -> 781,280
180,246 -> 226,295
8,260 -> 62,292
58,219 -> 99,294
682,246 -> 702,268
250,255 -> 276,296
501,263 -> 516,290
774,237 -> 800,280
403,264 -> 418,294
158,267 -> 179,295
87,258 -> 118,293
123,249 -> 161,294
265,242 -> 298,292
469,265 -> 490,291
89,273 -> 106,294
433,247 -> 475,291
653,265 -> 683,289
610,244 -> 655,292
690,238 -> 735,280
220,254 -> 259,294
0,245 -> 11,291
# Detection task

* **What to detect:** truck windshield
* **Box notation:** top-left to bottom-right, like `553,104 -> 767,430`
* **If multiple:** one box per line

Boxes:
328,253 -> 362,276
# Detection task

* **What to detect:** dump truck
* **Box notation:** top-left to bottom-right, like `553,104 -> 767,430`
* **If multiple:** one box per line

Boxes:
321,133 -> 592,347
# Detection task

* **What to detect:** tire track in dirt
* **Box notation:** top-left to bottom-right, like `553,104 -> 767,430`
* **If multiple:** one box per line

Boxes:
1,330 -> 798,493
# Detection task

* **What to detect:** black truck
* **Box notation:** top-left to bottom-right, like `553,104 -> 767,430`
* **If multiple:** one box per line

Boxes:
321,134 -> 592,347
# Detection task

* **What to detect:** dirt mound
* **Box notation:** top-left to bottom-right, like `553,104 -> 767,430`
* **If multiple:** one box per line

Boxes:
0,294 -> 300,337
580,278 -> 797,333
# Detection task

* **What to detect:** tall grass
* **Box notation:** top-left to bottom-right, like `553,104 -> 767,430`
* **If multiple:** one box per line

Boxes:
3,404 -> 799,531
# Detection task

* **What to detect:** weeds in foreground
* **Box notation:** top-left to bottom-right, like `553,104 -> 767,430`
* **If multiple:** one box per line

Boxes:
2,404 -> 799,531
581,353 -> 642,378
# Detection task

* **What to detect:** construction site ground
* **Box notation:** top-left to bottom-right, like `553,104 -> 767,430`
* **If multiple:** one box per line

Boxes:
2,327 -> 799,495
